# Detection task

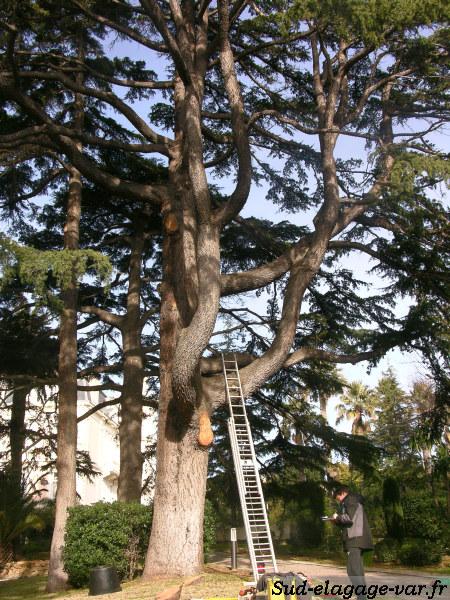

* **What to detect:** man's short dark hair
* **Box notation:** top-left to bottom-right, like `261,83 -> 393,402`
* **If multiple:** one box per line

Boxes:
333,485 -> 350,498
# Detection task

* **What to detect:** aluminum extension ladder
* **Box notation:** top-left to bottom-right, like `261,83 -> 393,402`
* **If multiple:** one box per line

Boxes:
222,354 -> 277,581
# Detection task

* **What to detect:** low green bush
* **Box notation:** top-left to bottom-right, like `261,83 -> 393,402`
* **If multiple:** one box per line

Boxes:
398,538 -> 443,567
374,538 -> 399,563
402,493 -> 442,543
63,502 -> 152,587
63,499 -> 217,587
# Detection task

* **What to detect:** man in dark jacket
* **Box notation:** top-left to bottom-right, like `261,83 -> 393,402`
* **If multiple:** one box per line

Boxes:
332,485 -> 373,599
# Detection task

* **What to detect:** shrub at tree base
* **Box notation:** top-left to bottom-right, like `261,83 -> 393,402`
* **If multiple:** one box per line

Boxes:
374,538 -> 400,563
63,500 -> 217,587
398,539 -> 443,567
63,502 -> 152,587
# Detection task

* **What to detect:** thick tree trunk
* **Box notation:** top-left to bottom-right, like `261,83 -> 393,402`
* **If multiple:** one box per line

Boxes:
118,230 -> 145,502
143,275 -> 209,577
46,165 -> 81,592
9,380 -> 28,493
319,396 -> 326,420
117,332 -> 144,502
143,389 -> 208,576
9,379 -> 28,559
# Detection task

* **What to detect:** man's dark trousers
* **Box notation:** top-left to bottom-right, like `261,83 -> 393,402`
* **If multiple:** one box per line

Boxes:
347,548 -> 366,599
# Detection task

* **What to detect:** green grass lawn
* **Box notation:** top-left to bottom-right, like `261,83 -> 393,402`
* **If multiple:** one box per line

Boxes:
0,575 -> 76,600
0,572 -> 244,600
2,550 -> 449,600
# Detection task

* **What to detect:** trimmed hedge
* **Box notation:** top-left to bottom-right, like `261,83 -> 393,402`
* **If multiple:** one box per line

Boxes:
63,499 -> 217,587
63,502 -> 152,587
398,538 -> 443,567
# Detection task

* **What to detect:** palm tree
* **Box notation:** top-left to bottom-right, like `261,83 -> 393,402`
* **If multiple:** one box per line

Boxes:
336,381 -> 376,435
409,379 -> 435,477
0,469 -> 45,569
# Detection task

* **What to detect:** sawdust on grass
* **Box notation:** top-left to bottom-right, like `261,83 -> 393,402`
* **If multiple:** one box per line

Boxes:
0,572 -> 245,600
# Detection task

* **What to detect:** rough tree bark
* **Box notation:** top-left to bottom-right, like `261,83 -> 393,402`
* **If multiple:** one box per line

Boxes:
118,228 -> 146,502
46,165 -> 81,592
78,224 -> 149,503
46,71 -> 84,588
144,1 -> 229,576
9,379 -> 28,495
143,278 -> 210,575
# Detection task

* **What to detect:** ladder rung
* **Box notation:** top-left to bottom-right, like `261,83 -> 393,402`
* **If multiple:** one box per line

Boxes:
253,541 -> 271,544
223,353 -> 277,580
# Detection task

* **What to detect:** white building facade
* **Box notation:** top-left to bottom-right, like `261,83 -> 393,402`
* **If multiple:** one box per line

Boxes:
2,380 -> 158,504
2,383 -> 120,504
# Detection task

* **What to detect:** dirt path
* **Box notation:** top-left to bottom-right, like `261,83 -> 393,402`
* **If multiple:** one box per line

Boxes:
209,556 -> 450,600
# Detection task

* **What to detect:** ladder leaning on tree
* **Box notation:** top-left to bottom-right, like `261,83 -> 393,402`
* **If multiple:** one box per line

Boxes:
222,354 -> 278,582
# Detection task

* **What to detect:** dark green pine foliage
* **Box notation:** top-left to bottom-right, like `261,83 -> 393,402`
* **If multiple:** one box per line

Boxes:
371,369 -> 412,464
203,0 -> 450,397
21,152 -> 166,385
0,286 -> 58,383
382,476 -> 405,540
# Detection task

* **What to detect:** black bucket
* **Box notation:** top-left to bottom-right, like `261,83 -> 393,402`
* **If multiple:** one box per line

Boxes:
89,566 -> 122,596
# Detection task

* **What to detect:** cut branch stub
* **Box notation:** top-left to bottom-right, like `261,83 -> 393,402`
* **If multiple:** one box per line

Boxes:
163,212 -> 180,235
197,410 -> 214,447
